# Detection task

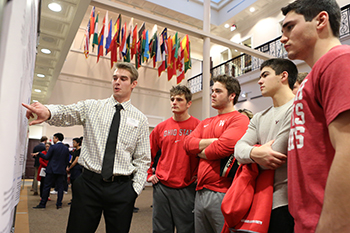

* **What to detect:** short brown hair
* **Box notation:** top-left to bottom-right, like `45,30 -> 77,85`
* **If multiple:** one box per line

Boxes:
281,0 -> 341,38
212,75 -> 241,105
169,85 -> 192,103
238,109 -> 254,120
296,72 -> 308,84
115,62 -> 139,83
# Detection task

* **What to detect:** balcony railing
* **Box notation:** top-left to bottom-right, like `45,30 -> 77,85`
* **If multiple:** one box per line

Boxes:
188,4 -> 350,93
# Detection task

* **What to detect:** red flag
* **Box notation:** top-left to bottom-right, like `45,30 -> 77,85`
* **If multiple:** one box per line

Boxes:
167,37 -> 176,81
131,25 -> 137,59
97,16 -> 105,63
109,16 -> 121,68
89,7 -> 95,39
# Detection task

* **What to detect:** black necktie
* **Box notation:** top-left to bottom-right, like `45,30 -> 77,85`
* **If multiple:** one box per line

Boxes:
101,104 -> 123,179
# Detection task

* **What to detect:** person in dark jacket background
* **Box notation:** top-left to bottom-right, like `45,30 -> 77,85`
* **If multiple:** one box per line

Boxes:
32,133 -> 69,209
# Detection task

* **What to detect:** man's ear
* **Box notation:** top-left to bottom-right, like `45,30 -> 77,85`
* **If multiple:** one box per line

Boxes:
131,80 -> 138,90
186,100 -> 192,109
281,71 -> 289,83
315,11 -> 329,32
229,93 -> 236,102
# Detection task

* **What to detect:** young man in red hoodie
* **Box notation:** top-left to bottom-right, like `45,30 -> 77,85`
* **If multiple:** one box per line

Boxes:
184,75 -> 249,233
147,85 -> 200,233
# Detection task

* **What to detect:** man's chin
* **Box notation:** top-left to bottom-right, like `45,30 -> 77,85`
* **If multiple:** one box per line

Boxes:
211,104 -> 219,109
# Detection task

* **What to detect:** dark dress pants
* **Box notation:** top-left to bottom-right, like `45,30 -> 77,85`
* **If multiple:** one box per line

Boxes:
40,173 -> 65,207
39,176 -> 45,198
66,171 -> 137,233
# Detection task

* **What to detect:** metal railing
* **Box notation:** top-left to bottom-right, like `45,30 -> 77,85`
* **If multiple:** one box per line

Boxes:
188,4 -> 350,93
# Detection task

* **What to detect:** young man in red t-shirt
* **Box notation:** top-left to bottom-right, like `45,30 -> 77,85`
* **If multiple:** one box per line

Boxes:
281,0 -> 350,232
183,75 -> 249,233
147,85 -> 200,233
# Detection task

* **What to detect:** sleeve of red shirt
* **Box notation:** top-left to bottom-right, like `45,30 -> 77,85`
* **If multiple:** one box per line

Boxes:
318,53 -> 350,126
205,115 -> 249,160
183,120 -> 205,156
39,151 -> 49,167
147,126 -> 161,180
39,157 -> 49,167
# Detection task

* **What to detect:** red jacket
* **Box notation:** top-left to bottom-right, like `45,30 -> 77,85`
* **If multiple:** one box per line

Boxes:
221,163 -> 274,233
37,151 -> 49,181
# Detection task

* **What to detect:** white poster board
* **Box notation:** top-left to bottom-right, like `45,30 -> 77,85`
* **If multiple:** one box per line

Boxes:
0,0 -> 38,231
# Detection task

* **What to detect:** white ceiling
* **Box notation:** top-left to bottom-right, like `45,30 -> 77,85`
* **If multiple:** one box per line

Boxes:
32,0 -> 290,104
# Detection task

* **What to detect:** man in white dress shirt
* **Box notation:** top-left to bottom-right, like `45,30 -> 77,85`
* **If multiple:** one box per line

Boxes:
23,62 -> 151,233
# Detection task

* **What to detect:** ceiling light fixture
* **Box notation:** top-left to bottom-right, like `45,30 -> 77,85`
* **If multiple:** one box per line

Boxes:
241,91 -> 251,98
224,23 -> 230,28
37,74 -> 45,78
33,100 -> 38,102
48,2 -> 62,12
41,48 -> 51,54
250,7 -> 255,12
34,89 -> 42,93
230,24 -> 237,31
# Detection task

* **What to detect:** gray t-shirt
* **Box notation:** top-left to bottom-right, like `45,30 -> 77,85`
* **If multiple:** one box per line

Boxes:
234,98 -> 293,209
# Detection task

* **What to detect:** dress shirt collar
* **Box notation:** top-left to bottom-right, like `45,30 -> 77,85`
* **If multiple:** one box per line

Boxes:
109,95 -> 131,110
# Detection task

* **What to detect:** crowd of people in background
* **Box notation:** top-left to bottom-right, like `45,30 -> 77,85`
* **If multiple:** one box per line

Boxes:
24,0 -> 350,232
30,135 -> 83,208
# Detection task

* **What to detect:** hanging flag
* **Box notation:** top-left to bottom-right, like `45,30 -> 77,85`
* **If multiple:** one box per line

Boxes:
167,36 -> 172,68
104,11 -> 109,41
108,15 -> 121,68
97,15 -> 105,63
92,13 -> 99,51
115,14 -> 122,46
143,30 -> 150,61
138,23 -> 145,42
172,32 -> 179,59
151,32 -> 158,68
141,29 -> 146,63
135,40 -> 141,69
167,37 -> 176,81
176,42 -> 185,84
84,20 -> 90,58
105,19 -> 112,54
131,24 -> 137,59
123,34 -> 131,62
119,23 -> 127,60
158,28 -> 167,76
155,32 -> 161,65
151,32 -> 157,58
185,41 -> 192,73
89,7 -> 95,39
128,18 -> 134,55
107,15 -> 121,54
149,39 -> 153,59
182,35 -> 190,63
